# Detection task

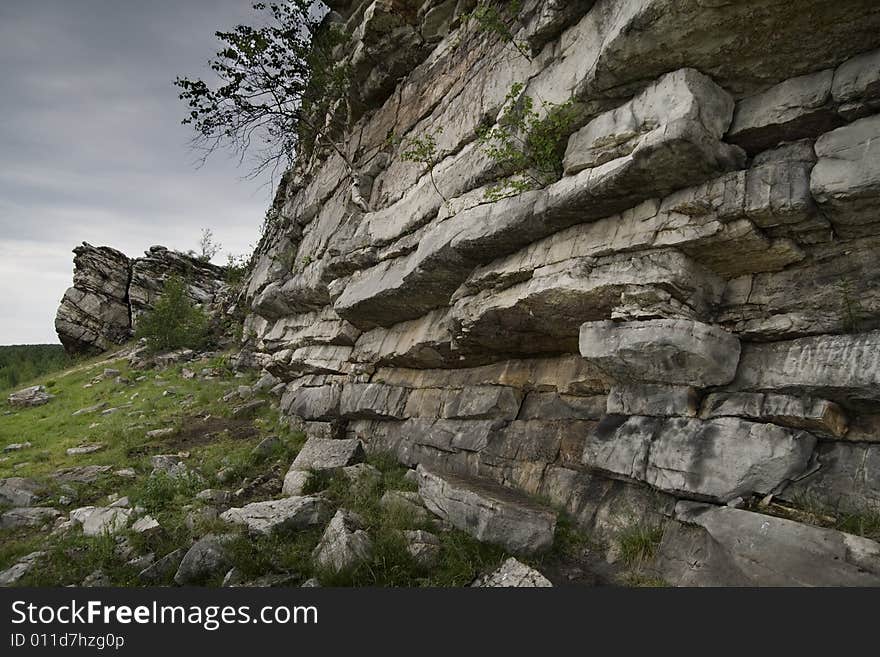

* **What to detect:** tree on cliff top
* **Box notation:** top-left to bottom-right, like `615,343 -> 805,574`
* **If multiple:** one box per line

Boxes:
175,1 -> 351,182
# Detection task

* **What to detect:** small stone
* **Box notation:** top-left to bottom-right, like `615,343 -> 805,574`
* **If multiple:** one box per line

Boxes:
220,495 -> 330,535
196,489 -> 232,505
3,442 -> 32,453
233,399 -> 268,418
473,558 -> 553,587
114,468 -> 137,478
312,509 -> 373,574
402,530 -> 441,567
82,569 -> 111,587
251,435 -> 280,458
72,402 -> 108,416
139,548 -> 185,584
66,443 -> 106,456
174,535 -> 233,585
70,506 -> 132,536
8,385 -> 54,408
146,427 -> 175,439
131,515 -> 161,537
281,470 -> 314,497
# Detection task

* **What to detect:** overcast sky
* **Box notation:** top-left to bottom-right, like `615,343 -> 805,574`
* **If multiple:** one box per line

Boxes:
0,0 -> 276,345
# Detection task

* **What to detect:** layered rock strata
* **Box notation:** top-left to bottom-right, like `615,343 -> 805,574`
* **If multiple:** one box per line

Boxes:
55,243 -> 227,354
210,1 -> 880,584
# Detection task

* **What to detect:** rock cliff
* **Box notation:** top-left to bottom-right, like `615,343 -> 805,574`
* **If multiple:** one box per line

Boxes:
234,0 -> 880,586
55,243 -> 227,354
51,0 -> 880,585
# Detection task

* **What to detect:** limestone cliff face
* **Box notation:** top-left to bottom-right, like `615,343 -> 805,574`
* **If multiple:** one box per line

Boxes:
55,243 -> 227,355
246,1 -> 880,583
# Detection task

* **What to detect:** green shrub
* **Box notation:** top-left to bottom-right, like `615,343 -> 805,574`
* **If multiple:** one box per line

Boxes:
477,83 -> 578,200
135,276 -> 210,353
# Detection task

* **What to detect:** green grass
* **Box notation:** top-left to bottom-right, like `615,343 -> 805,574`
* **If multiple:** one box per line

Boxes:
617,523 -> 664,570
1,347 -> 606,588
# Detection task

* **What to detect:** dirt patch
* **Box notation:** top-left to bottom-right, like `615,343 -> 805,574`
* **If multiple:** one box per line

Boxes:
127,415 -> 259,456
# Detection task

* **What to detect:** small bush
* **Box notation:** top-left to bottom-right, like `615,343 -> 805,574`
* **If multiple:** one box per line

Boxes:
477,83 -> 578,200
618,523 -> 664,569
135,276 -> 210,353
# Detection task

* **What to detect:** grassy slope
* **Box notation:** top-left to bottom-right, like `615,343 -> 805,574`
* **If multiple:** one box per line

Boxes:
0,348 -> 530,587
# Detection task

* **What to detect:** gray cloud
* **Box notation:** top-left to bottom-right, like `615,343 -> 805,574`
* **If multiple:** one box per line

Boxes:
0,0 -> 275,344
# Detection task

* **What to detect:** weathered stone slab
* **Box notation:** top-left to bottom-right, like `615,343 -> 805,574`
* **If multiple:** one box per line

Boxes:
339,383 -> 410,420
517,392 -> 606,421
403,386 -> 522,421
312,508 -> 373,574
0,551 -> 44,587
565,68 -> 742,180
656,502 -> 880,587
728,70 -> 840,154
351,309 -> 455,368
700,392 -> 848,438
259,308 -> 361,353
579,319 -> 741,387
607,384 -> 698,417
417,465 -> 557,554
289,438 -> 365,472
7,386 -> 54,408
0,507 -> 61,530
581,0 -> 880,100
374,354 -> 611,396
280,384 -> 342,421
70,506 -> 132,536
718,236 -> 880,340
452,250 -> 723,355
0,478 -> 45,507
732,331 -> 880,406
220,496 -> 331,535
832,48 -> 880,119
782,442 -> 880,514
473,557 -> 553,587
581,416 -> 815,502
811,115 -> 880,237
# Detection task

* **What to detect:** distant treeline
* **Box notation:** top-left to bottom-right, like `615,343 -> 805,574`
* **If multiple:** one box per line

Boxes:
0,345 -> 71,392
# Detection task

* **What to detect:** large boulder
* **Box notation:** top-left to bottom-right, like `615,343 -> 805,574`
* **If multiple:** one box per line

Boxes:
220,495 -> 331,535
69,506 -> 132,537
811,114 -> 880,238
0,478 -> 46,507
174,535 -> 233,585
579,319 -> 741,387
581,416 -> 816,502
417,465 -> 557,554
312,509 -> 373,574
656,502 -> 880,587
473,558 -> 553,588
7,386 -> 54,408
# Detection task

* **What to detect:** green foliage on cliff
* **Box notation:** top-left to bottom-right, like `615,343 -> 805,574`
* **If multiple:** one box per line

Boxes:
0,345 -> 70,393
175,1 -> 351,179
478,83 -> 578,200
135,276 -> 210,353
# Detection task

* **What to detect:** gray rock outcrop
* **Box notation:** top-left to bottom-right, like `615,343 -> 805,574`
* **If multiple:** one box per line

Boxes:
55,243 -> 228,355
